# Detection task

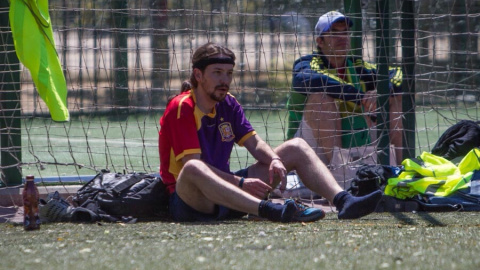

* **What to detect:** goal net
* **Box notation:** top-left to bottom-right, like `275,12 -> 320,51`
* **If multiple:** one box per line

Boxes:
1,0 -> 479,196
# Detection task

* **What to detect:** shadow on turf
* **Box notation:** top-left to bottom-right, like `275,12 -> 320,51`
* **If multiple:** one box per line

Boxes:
390,211 -> 446,226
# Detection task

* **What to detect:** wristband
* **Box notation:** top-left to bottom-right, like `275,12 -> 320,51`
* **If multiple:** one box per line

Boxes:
272,157 -> 282,162
238,177 -> 245,188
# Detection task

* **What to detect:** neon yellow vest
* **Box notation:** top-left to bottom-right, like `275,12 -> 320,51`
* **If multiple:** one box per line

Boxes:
384,148 -> 480,199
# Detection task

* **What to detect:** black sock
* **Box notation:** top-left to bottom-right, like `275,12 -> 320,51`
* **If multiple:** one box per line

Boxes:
333,190 -> 382,219
258,200 -> 296,223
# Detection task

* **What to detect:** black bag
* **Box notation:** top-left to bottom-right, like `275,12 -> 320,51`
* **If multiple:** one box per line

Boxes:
348,165 -> 401,196
73,170 -> 169,221
412,171 -> 480,212
431,120 -> 480,160
375,194 -> 465,213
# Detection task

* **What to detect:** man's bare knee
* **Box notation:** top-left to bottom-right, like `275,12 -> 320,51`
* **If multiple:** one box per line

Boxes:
278,138 -> 314,165
177,159 -> 206,185
286,137 -> 311,151
281,137 -> 310,152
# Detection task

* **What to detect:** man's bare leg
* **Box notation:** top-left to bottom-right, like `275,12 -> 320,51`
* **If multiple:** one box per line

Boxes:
389,95 -> 403,164
175,159 -> 296,222
176,159 -> 261,215
248,138 -> 342,202
304,93 -> 342,163
248,138 -> 382,219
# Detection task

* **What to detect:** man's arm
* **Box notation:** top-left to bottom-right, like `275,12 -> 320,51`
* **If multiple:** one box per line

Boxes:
357,59 -> 403,93
292,58 -> 364,103
242,135 -> 287,191
389,66 -> 403,93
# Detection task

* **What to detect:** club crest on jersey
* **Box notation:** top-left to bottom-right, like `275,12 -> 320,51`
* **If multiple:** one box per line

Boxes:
219,122 -> 235,142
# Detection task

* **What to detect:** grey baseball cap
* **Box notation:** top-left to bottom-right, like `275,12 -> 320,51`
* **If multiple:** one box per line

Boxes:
314,11 -> 353,37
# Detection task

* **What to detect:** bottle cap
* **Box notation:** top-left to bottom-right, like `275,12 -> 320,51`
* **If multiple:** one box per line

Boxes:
26,175 -> 35,180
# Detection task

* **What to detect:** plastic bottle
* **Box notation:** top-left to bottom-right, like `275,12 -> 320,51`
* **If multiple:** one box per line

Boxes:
23,175 -> 40,230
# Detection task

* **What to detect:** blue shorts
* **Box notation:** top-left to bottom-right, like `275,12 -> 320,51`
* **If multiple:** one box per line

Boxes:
168,168 -> 249,222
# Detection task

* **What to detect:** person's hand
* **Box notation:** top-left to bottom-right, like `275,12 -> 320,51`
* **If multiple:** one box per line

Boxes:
269,158 -> 287,193
241,178 -> 273,199
361,90 -> 377,113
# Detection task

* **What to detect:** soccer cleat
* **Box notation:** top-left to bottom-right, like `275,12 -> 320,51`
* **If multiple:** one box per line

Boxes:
285,199 -> 325,222
39,191 -> 74,223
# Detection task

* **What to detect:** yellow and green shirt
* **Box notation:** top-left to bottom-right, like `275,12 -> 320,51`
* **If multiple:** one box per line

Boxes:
287,52 -> 403,147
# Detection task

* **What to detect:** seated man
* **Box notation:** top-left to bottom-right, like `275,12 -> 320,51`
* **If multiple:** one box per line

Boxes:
159,42 -> 383,222
287,11 -> 403,166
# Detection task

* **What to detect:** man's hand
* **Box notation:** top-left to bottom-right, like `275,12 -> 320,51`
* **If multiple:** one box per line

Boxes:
269,159 -> 287,193
361,90 -> 377,113
241,178 -> 273,199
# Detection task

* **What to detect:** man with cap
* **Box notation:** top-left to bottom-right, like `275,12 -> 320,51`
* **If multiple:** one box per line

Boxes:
287,11 -> 403,165
159,42 -> 383,223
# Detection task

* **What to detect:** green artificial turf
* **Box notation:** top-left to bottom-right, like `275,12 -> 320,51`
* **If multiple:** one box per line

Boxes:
2,212 -> 480,270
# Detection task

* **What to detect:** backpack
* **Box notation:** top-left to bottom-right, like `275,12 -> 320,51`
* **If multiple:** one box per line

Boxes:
431,120 -> 480,161
73,170 -> 169,221
348,164 -> 401,197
